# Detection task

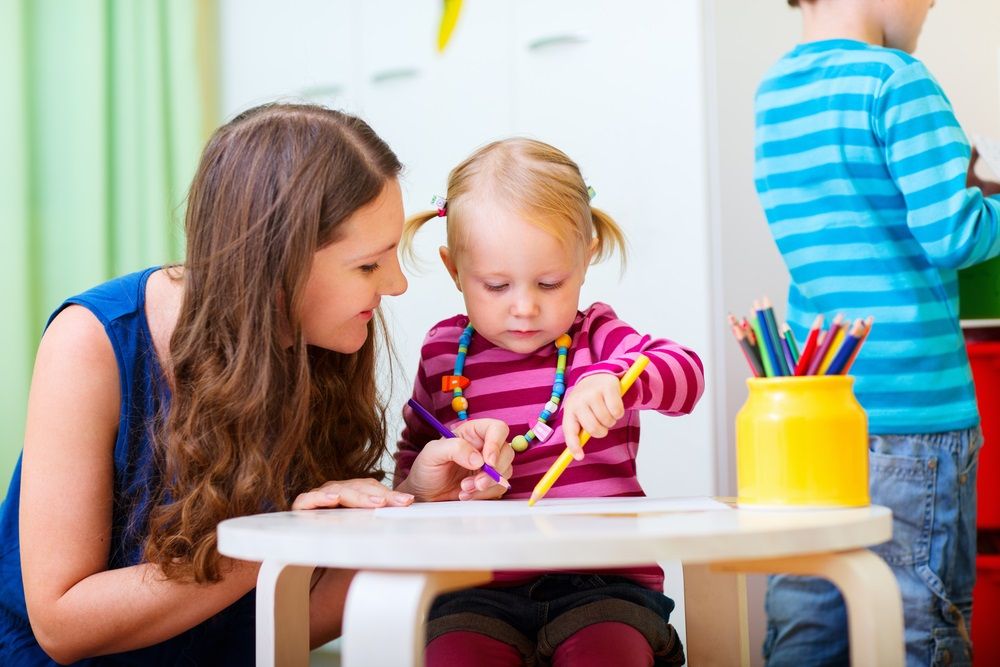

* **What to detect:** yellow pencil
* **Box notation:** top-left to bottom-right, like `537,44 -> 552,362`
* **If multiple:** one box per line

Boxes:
817,326 -> 847,375
528,354 -> 651,506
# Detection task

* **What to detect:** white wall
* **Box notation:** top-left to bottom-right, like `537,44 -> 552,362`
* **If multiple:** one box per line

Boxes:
220,0 -> 719,500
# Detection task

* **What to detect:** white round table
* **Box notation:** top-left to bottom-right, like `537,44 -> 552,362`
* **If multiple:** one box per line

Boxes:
218,500 -> 902,667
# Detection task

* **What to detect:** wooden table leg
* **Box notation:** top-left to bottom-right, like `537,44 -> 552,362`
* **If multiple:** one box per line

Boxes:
716,549 -> 904,667
682,563 -> 750,667
255,560 -> 316,667
342,570 -> 492,667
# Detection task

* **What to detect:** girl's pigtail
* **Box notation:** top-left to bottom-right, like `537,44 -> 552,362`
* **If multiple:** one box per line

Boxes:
401,210 -> 443,269
590,206 -> 628,271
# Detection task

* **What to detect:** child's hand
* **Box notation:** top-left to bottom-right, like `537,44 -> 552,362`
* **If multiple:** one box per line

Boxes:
560,373 -> 625,461
453,419 -> 515,500
967,147 -> 1000,196
291,478 -> 415,510
398,418 -> 513,502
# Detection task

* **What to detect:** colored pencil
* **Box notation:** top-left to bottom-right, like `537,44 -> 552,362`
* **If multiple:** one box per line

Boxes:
780,332 -> 796,371
729,315 -> 763,377
806,314 -> 844,376
741,318 -> 757,346
755,301 -> 784,376
817,326 -> 847,375
406,398 -> 509,489
761,298 -> 791,376
528,355 -> 650,506
793,315 -> 824,376
739,318 -> 764,369
825,319 -> 865,375
782,324 -> 800,365
749,313 -> 774,377
840,317 -> 874,374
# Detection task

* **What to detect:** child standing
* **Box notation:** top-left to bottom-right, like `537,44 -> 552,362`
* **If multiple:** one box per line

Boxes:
396,138 -> 704,667
0,104 -> 510,664
755,2 -> 1000,665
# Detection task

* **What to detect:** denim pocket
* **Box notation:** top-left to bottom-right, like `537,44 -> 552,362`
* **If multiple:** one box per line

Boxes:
932,625 -> 972,666
868,447 -> 936,566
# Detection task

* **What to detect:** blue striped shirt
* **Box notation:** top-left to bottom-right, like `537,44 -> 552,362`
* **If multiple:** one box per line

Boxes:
754,39 -> 1000,434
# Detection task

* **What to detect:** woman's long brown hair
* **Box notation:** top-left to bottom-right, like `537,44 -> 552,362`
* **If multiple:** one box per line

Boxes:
144,104 -> 401,582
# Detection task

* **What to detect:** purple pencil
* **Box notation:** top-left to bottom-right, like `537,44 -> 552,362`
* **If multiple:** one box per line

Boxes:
407,398 -> 509,489
806,314 -> 844,376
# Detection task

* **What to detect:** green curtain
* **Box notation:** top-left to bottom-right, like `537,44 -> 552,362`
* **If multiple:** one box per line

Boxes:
0,0 -> 217,490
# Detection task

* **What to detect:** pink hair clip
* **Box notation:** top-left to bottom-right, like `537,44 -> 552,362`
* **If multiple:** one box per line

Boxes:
431,195 -> 447,217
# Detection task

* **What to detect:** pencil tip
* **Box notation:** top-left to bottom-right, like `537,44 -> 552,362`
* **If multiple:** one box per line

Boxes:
527,497 -> 537,507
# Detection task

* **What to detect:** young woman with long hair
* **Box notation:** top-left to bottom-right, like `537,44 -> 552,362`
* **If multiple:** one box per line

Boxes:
0,103 -> 512,665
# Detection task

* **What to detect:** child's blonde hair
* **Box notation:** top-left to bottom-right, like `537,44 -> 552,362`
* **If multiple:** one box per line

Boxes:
403,138 -> 627,268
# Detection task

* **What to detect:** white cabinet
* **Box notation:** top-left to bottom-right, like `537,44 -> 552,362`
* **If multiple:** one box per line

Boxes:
220,0 -> 360,115
510,0 -> 715,497
219,0 -> 717,499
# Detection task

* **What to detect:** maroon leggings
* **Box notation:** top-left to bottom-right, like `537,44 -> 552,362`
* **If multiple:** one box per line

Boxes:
426,621 -> 654,667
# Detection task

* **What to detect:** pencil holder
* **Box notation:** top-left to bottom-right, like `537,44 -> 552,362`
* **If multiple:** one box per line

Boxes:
736,376 -> 869,508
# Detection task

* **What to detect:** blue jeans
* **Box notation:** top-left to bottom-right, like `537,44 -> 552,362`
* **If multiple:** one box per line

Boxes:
427,574 -> 684,666
763,427 -> 982,667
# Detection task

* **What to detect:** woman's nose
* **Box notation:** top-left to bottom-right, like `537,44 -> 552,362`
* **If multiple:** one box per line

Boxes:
382,257 -> 408,296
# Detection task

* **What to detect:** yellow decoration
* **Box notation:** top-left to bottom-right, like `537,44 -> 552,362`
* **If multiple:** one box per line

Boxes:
437,0 -> 463,53
555,334 -> 572,349
451,396 -> 468,412
511,435 -> 529,452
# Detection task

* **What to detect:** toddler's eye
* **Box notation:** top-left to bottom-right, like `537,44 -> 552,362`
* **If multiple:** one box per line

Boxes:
539,281 -> 564,290
485,283 -> 508,292
360,263 -> 381,274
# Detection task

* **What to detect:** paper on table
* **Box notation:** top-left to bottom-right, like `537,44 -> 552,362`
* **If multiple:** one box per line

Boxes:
374,496 -> 731,519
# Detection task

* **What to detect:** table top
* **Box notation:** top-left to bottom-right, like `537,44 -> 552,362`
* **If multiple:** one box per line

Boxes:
217,498 -> 892,570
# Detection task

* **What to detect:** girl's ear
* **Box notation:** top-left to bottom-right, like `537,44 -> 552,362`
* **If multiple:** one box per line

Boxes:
587,236 -> 599,265
439,246 -> 462,292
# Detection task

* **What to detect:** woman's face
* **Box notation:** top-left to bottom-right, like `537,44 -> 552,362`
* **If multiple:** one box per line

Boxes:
300,179 -> 407,353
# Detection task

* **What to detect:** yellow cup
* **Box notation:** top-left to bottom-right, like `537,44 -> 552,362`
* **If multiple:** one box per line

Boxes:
736,376 -> 869,508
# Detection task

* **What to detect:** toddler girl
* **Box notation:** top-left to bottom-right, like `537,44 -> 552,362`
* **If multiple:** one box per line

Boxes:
396,138 -> 704,667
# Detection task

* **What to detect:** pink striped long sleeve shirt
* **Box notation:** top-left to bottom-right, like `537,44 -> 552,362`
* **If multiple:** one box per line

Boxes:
394,302 -> 705,589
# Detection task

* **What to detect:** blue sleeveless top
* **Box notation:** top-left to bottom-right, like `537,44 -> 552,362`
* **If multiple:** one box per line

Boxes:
0,268 -> 254,665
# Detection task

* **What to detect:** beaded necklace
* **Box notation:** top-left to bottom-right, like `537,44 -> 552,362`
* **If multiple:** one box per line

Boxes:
443,324 -> 571,453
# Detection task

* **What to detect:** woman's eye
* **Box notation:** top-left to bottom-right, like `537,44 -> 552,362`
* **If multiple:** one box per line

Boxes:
360,263 -> 381,274
485,283 -> 508,292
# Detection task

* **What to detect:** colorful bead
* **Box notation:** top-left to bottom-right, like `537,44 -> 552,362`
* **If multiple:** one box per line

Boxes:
441,375 -> 471,392
452,326 -> 572,454
533,421 -> 553,441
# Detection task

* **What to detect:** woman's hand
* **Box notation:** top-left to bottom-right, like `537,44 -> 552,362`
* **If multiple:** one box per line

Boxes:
397,418 -> 513,502
291,478 -> 414,510
561,373 -> 625,460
